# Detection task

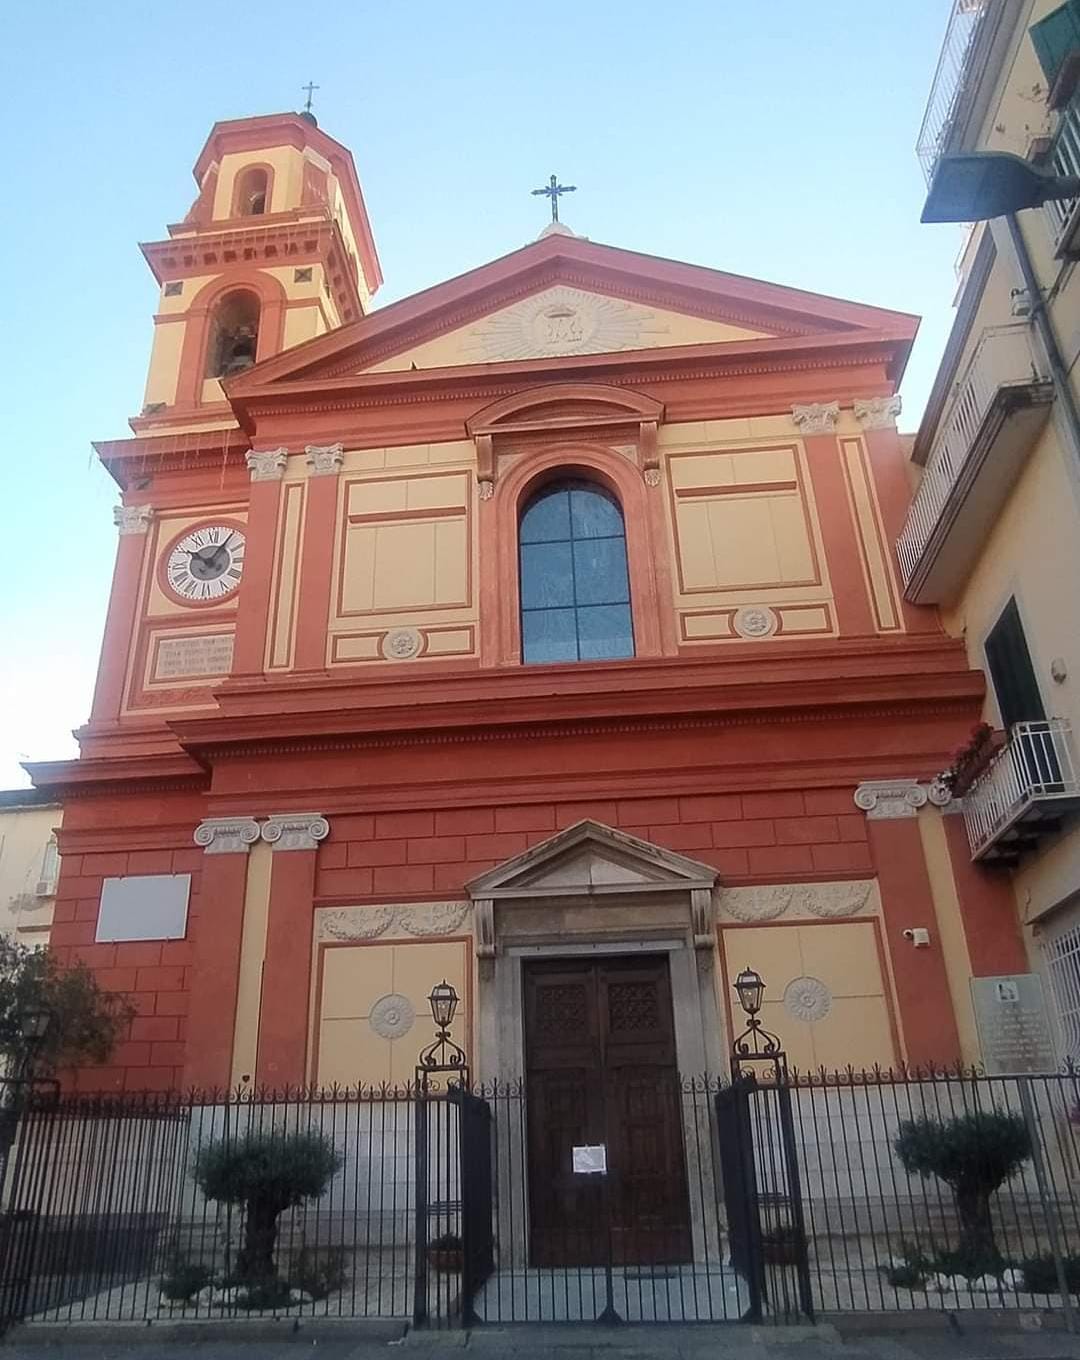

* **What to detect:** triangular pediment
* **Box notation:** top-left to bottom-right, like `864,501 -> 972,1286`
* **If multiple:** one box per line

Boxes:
363,284 -> 773,372
226,234 -> 918,395
466,820 -> 717,901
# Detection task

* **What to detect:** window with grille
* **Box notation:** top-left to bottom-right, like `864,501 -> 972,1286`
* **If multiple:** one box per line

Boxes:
1042,915 -> 1080,1062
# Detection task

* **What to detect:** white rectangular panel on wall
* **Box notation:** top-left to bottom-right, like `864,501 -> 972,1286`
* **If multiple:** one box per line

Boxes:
96,874 -> 191,943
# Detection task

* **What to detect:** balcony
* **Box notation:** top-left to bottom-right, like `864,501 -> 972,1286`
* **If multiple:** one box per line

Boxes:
897,324 -> 1052,603
1044,95 -> 1080,254
916,0 -> 990,184
965,720 -> 1080,863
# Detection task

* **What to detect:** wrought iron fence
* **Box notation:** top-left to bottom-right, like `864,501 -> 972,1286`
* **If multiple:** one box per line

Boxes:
4,1068 -> 1080,1331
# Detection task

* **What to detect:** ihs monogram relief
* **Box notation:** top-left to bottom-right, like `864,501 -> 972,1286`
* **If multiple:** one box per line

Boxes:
463,287 -> 669,361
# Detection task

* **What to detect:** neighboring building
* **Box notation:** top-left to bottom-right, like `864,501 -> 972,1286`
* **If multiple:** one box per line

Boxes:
0,788 -> 60,945
27,111 -> 1021,1112
909,1 -> 1080,1059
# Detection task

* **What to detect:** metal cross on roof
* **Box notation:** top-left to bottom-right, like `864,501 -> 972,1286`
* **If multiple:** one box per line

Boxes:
302,81 -> 320,114
531,174 -> 577,223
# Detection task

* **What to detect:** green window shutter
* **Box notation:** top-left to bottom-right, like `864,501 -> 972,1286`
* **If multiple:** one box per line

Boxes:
1031,0 -> 1080,92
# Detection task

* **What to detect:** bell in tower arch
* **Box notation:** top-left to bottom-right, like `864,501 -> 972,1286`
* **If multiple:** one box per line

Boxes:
206,291 -> 261,380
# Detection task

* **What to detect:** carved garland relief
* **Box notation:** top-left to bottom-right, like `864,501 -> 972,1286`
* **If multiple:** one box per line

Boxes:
717,879 -> 877,924
316,901 -> 472,941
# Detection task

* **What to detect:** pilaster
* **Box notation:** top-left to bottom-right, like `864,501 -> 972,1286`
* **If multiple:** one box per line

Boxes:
183,815 -> 262,1090
256,813 -> 330,1086
794,406 -> 876,637
89,505 -> 154,723
293,446 -> 344,669
233,450 -> 288,675
854,781 -> 961,1067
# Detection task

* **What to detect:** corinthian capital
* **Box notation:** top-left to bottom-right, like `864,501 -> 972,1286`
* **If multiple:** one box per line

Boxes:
854,395 -> 902,430
113,504 -> 154,535
305,443 -> 344,478
791,402 -> 839,435
246,448 -> 289,482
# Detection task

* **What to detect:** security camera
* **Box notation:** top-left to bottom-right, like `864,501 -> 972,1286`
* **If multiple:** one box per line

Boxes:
902,927 -> 931,948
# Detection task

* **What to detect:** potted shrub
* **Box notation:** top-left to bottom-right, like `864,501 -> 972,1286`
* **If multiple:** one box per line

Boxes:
429,1231 -> 464,1273
894,1110 -> 1031,1273
194,1129 -> 343,1288
760,1224 -> 804,1266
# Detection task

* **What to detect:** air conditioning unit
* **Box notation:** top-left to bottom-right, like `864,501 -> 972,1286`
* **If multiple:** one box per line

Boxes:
34,879 -> 56,898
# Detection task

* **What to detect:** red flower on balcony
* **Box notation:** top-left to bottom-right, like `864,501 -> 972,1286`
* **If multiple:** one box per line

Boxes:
939,722 -> 1004,798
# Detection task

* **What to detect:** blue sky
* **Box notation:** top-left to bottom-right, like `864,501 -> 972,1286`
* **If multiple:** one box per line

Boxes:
0,0 -> 962,788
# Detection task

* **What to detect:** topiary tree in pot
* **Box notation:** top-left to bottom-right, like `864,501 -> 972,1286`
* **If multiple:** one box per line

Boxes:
194,1129 -> 343,1284
894,1110 -> 1032,1272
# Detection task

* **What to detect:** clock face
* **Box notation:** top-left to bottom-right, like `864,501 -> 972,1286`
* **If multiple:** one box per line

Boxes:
164,524 -> 246,603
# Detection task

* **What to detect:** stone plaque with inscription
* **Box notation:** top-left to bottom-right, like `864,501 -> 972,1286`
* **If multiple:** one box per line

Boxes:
971,974 -> 1057,1076
154,632 -> 235,682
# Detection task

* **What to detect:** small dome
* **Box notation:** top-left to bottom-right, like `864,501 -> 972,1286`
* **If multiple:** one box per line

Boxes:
298,109 -> 318,127
539,220 -> 576,239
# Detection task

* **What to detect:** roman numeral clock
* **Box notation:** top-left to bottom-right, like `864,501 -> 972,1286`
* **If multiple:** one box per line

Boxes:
161,523 -> 246,605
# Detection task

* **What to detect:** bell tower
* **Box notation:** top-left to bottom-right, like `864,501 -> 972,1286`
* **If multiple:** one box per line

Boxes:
133,111 -> 382,435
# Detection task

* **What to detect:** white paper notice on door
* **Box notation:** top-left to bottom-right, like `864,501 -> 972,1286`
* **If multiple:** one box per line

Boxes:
572,1144 -> 607,1175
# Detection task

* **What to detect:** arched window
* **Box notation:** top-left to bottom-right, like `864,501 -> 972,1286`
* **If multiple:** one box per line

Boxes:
205,290 -> 260,379
519,479 -> 634,664
235,166 -> 268,216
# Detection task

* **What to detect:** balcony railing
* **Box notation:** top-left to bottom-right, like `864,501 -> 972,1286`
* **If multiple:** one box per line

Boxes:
1045,95 -> 1080,251
916,0 -> 989,183
897,324 -> 1048,589
965,719 -> 1080,860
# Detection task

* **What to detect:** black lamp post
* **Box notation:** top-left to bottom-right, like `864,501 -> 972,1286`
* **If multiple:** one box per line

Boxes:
731,966 -> 785,1077
921,150 -> 1080,462
0,1004 -> 56,1207
415,979 -> 467,1092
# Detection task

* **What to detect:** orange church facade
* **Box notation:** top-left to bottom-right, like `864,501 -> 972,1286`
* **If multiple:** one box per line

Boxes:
29,113 -> 1027,1094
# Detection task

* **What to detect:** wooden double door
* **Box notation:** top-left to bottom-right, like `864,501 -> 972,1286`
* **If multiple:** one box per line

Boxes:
523,954 -> 692,1267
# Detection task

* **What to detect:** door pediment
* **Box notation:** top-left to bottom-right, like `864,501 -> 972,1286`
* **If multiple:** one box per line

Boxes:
466,819 -> 717,901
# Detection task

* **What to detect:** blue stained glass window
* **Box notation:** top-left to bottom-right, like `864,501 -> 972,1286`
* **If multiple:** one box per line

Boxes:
518,480 -> 635,664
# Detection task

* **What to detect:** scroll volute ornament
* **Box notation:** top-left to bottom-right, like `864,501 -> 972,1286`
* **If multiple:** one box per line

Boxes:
467,383 -> 664,497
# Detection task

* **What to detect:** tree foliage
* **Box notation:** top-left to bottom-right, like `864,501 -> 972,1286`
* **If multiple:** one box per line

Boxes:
894,1110 -> 1032,1265
194,1130 -> 343,1281
0,938 -> 135,1073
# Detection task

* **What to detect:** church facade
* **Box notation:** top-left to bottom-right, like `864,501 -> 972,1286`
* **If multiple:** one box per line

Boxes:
30,113 -> 1027,1096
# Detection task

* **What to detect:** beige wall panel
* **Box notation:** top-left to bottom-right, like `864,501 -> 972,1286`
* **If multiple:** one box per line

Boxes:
723,921 -> 893,1070
332,635 -> 382,662
0,805 -> 60,943
341,527 -> 378,613
316,939 -> 469,1087
805,1000 -> 896,1072
283,306 -> 319,349
425,628 -> 473,656
735,447 -> 797,483
769,497 -> 816,582
143,323 -> 186,407
322,946 -> 389,1019
799,921 -> 880,993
